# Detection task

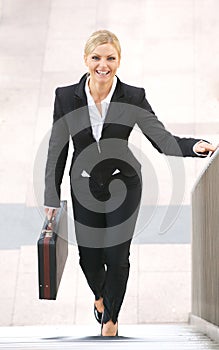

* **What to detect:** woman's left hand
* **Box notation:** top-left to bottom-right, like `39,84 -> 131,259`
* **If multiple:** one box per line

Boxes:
194,141 -> 218,155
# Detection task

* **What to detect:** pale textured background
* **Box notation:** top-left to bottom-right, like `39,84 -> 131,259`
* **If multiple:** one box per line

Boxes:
0,0 -> 218,326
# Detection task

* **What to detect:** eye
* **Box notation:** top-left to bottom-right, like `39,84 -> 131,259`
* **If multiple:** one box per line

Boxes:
107,57 -> 116,61
91,56 -> 100,61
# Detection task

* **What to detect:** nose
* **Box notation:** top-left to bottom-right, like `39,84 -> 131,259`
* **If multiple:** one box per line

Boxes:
98,58 -> 108,68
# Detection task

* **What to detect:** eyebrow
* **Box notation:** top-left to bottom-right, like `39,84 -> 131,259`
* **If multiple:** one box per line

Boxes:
92,53 -> 116,57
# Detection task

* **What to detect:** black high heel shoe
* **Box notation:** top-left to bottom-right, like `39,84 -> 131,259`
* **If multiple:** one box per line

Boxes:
94,305 -> 102,324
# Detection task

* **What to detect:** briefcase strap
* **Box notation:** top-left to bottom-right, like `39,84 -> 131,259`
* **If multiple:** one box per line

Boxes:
43,235 -> 51,299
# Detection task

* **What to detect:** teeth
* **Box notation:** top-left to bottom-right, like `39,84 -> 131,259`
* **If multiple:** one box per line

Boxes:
97,71 -> 109,75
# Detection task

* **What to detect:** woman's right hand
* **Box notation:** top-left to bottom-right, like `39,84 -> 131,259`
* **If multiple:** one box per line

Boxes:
44,207 -> 58,221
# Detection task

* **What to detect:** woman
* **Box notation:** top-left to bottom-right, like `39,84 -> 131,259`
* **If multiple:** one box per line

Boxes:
44,30 -> 216,336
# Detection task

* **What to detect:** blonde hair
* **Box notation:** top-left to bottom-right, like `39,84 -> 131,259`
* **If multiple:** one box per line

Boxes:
84,30 -> 121,59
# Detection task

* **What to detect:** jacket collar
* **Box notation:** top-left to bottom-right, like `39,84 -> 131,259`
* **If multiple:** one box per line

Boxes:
74,73 -> 126,103
73,73 -> 127,132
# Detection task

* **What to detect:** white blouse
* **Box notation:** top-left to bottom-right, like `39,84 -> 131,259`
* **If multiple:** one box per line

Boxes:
85,75 -> 117,147
81,75 -> 119,177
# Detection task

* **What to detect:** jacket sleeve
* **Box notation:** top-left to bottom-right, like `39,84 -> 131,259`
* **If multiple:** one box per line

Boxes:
44,88 -> 69,207
136,88 -> 203,157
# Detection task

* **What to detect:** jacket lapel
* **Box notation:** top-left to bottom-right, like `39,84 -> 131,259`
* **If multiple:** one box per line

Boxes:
74,73 -> 88,110
73,74 -> 128,134
73,74 -> 93,133
103,77 -> 127,128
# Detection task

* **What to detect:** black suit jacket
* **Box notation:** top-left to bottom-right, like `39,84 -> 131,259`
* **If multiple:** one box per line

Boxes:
44,73 -> 201,207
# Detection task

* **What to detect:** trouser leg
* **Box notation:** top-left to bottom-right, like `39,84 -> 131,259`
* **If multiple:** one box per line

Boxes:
102,239 -> 132,324
78,239 -> 132,319
71,174 -> 142,322
102,174 -> 142,324
78,245 -> 106,301
71,178 -> 107,300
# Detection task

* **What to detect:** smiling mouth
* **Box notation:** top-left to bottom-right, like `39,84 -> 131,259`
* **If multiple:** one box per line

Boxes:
96,70 -> 110,76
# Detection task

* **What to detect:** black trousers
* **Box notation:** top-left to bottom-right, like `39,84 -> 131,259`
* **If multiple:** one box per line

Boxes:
71,173 -> 142,324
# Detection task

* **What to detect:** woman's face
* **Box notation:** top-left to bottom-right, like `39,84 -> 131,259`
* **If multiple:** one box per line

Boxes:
84,43 -> 120,86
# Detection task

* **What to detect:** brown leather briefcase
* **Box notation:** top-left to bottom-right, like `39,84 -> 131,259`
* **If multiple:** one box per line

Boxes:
37,200 -> 68,300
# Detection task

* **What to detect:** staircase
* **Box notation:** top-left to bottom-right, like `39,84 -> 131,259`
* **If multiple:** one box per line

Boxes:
0,324 -> 219,349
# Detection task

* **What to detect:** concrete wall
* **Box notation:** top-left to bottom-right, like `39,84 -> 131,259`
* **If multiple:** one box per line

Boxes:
0,0 -> 219,325
192,149 -> 219,326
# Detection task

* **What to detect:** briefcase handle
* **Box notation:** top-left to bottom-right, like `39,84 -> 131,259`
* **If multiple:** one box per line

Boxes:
41,202 -> 67,239
41,211 -> 56,237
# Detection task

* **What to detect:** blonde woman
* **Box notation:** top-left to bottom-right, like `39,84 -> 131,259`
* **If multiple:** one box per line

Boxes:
44,30 -> 216,336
